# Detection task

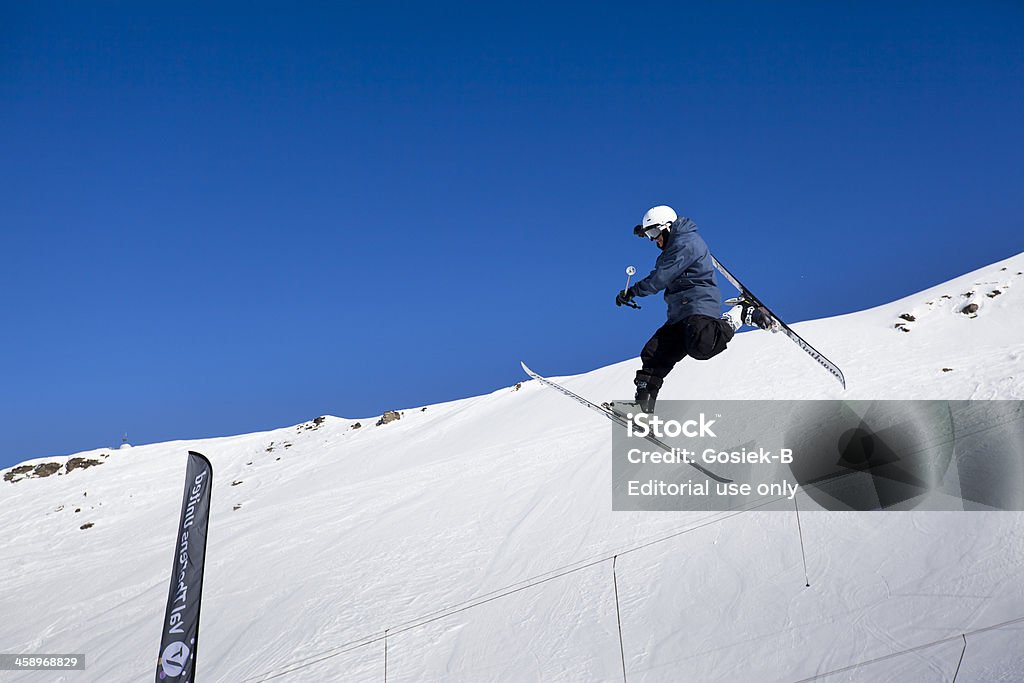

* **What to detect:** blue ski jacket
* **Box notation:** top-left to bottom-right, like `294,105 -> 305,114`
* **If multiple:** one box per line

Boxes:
632,217 -> 723,323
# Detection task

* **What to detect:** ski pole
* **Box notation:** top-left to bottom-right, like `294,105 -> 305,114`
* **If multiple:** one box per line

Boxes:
622,265 -> 640,309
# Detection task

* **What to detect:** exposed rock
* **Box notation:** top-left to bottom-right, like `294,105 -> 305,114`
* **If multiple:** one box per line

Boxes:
895,324 -> 910,333
940,294 -> 952,300
66,457 -> 103,473
4,465 -> 33,482
421,407 -> 428,412
961,303 -> 979,315
942,368 -> 954,373
898,313 -> 916,322
299,416 -> 327,431
80,523 -> 94,530
513,382 -> 522,391
351,422 -> 362,430
75,508 -> 81,513
7,458 -> 105,482
986,290 -> 1002,298
233,504 -> 242,511
377,410 -> 402,426
231,480 -> 243,487
33,462 -> 62,478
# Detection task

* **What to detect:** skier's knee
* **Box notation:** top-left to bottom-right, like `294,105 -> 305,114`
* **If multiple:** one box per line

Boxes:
684,315 -> 732,361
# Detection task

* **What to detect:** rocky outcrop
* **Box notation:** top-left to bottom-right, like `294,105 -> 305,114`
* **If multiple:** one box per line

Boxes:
33,463 -> 61,478
66,458 -> 102,473
5,455 -> 107,483
376,410 -> 402,426
298,416 -> 327,432
4,465 -> 33,482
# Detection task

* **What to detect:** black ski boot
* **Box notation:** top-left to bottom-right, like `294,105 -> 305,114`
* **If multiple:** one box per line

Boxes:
634,374 -> 661,413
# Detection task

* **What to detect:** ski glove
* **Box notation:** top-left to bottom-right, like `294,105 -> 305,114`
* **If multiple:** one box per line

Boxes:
615,288 -> 636,307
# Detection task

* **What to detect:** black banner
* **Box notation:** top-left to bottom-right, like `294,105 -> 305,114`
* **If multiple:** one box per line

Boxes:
156,451 -> 213,682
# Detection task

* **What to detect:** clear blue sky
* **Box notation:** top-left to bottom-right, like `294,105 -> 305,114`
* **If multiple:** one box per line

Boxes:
2,2 -> 1021,466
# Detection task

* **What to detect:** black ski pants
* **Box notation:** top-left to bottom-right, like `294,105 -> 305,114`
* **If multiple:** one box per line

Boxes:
635,315 -> 735,391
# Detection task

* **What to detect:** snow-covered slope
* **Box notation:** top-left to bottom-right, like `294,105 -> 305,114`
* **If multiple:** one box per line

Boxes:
3,254 -> 1023,682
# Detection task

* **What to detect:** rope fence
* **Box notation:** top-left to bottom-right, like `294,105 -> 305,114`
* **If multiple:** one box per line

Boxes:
240,473 -> 1019,682
793,615 -> 1024,682
241,495 -> 787,682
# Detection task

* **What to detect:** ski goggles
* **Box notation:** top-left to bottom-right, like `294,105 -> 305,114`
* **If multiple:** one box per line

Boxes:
633,222 -> 669,240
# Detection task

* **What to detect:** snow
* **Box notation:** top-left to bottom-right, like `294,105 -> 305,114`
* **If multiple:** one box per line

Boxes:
2,253 -> 1023,682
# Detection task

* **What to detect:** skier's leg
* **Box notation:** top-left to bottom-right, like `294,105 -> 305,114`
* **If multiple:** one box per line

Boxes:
683,315 -> 736,360
635,322 -> 689,411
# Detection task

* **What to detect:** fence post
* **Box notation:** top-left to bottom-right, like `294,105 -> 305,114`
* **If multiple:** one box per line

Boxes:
794,497 -> 811,587
952,633 -> 967,682
612,555 -> 628,683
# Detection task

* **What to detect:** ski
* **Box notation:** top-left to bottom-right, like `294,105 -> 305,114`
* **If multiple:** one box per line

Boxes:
711,255 -> 847,389
519,362 -> 733,483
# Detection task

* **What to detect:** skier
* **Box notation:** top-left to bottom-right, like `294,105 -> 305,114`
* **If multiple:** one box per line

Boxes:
615,205 -> 774,412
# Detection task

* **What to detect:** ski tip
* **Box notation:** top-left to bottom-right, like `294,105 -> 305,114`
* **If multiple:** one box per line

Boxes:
519,360 -> 537,378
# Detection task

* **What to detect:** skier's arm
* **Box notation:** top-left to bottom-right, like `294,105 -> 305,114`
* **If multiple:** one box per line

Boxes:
632,243 -> 697,296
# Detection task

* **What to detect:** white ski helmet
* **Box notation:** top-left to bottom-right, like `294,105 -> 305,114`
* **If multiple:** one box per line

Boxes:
635,205 -> 677,239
